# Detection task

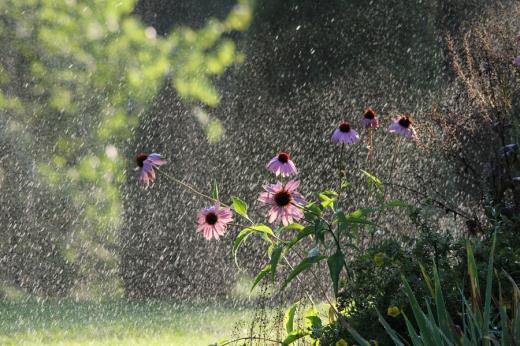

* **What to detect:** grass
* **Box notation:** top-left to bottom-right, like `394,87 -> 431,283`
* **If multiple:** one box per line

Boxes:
0,299 -> 257,346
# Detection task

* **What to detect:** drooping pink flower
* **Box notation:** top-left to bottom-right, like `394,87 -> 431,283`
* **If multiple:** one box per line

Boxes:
196,203 -> 233,240
332,121 -> 360,145
388,114 -> 416,138
135,152 -> 166,187
361,108 -> 379,129
258,180 -> 306,226
267,152 -> 298,177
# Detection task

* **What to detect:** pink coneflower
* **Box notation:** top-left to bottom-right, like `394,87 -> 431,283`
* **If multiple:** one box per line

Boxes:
267,152 -> 298,177
196,203 -> 233,240
135,152 -> 166,187
332,121 -> 360,144
258,180 -> 306,226
361,108 -> 379,129
388,114 -> 416,138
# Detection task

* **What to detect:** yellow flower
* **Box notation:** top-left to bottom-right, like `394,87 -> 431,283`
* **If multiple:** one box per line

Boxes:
336,339 -> 349,346
373,253 -> 385,267
387,306 -> 401,318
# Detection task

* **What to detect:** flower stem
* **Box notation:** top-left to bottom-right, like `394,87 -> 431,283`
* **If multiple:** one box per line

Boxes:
157,169 -> 229,208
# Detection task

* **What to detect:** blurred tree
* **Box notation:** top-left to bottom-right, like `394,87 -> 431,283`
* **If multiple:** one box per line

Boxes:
0,0 -> 251,298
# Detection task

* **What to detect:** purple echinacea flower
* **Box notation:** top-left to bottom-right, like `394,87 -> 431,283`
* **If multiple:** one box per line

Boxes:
135,152 -> 166,188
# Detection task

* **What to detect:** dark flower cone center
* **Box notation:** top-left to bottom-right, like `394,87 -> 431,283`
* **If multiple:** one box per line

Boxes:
364,109 -> 376,119
135,153 -> 149,167
205,212 -> 218,225
339,122 -> 351,133
278,152 -> 290,163
274,190 -> 292,207
398,116 -> 412,128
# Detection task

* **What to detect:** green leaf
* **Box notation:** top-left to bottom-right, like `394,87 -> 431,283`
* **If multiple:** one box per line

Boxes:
282,256 -> 327,290
482,232 -> 496,346
282,330 -> 307,345
270,245 -> 283,282
304,202 -> 322,220
251,264 -> 271,291
327,250 -> 344,297
361,169 -> 382,187
250,224 -> 274,236
304,307 -> 322,329
211,181 -> 219,200
284,303 -> 298,334
286,227 -> 315,251
231,196 -> 248,219
232,228 -> 253,267
284,223 -> 305,231
319,192 -> 336,209
376,310 -> 406,346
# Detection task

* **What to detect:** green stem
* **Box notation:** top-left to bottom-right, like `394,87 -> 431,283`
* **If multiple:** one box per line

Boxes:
157,168 -> 226,206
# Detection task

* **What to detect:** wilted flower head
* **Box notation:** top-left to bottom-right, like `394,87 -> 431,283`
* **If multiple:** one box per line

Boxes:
258,180 -> 306,226
135,152 -> 166,187
267,152 -> 298,177
196,203 -> 233,241
361,108 -> 379,129
332,121 -> 360,145
388,114 -> 416,138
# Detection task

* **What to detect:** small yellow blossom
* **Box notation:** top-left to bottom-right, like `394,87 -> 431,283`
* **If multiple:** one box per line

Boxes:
387,306 -> 401,318
373,253 -> 385,267
336,339 -> 348,346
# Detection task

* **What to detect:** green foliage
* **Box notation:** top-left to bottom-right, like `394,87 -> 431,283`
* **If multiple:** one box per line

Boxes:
0,0 -> 251,294
331,205 -> 465,345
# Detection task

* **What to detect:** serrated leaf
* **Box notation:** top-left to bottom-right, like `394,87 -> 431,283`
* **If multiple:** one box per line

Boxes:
231,196 -> 248,219
284,303 -> 298,334
270,245 -> 283,282
327,251 -> 344,297
251,264 -> 271,291
282,256 -> 327,290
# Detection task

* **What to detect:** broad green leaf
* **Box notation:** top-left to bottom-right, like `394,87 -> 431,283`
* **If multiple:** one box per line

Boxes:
286,227 -> 315,251
250,224 -> 274,236
251,264 -> 271,291
284,303 -> 298,334
282,256 -> 327,290
270,245 -> 283,282
231,196 -> 248,219
305,307 -> 322,329
327,250 -> 344,297
304,202 -> 322,220
282,330 -> 307,345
